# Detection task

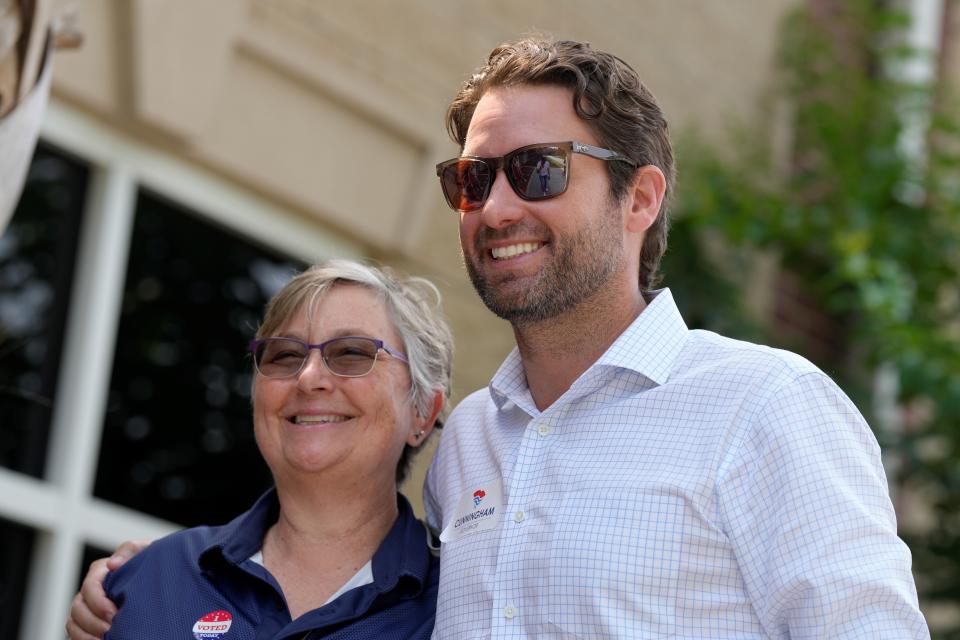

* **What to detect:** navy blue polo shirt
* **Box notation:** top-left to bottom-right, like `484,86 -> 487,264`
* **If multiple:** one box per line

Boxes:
103,489 -> 437,639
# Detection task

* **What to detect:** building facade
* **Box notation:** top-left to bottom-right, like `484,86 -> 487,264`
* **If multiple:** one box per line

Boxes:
0,1 -> 860,638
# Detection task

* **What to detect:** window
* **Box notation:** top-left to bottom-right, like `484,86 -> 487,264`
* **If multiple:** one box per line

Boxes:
0,518 -> 34,639
95,190 -> 301,525
0,145 -> 89,479
0,103 -> 361,640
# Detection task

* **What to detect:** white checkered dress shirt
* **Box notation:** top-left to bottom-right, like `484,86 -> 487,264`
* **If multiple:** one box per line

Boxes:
425,289 -> 928,639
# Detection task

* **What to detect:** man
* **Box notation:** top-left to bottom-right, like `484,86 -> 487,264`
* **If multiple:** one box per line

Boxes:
68,38 -> 929,639
426,38 -> 928,638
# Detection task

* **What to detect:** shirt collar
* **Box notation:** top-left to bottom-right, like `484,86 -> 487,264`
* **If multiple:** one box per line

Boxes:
202,487 -> 279,566
488,346 -> 527,410
369,492 -> 433,598
198,488 -> 432,598
488,288 -> 688,408
594,288 -> 688,385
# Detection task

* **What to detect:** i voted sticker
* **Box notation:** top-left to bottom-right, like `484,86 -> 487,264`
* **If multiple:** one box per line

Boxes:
192,610 -> 233,639
440,479 -> 503,543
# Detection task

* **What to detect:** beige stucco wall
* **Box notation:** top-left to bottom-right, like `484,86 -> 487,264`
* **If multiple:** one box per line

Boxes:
49,0 -> 799,511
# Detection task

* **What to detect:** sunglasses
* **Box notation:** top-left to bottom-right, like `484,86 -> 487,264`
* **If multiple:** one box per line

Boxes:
249,336 -> 408,379
436,140 -> 637,213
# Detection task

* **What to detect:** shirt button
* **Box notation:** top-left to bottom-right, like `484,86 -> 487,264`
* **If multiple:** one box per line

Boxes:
537,424 -> 550,436
513,510 -> 525,523
503,604 -> 517,619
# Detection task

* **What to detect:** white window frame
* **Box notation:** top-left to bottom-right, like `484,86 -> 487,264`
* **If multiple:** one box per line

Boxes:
0,100 -> 362,640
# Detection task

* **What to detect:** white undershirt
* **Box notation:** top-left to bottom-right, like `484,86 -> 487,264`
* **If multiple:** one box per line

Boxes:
249,550 -> 374,606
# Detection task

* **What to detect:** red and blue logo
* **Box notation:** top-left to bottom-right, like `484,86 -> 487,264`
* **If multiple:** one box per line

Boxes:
192,610 -> 233,639
473,489 -> 486,506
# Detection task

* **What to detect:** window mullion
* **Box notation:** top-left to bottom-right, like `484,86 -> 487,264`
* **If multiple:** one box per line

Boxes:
20,161 -> 137,640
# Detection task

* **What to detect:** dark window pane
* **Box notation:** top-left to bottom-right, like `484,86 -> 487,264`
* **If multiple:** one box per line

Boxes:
94,190 -> 305,526
0,144 -> 88,477
0,518 -> 34,638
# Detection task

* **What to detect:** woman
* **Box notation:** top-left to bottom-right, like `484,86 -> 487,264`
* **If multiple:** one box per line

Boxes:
66,260 -> 452,639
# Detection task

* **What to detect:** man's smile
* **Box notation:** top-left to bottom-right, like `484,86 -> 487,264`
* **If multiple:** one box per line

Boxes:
491,242 -> 544,260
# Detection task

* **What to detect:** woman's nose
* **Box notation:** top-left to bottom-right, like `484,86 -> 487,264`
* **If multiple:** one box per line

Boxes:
296,350 -> 335,391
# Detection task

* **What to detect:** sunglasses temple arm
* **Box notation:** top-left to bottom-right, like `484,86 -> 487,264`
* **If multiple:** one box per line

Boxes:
573,142 -> 636,165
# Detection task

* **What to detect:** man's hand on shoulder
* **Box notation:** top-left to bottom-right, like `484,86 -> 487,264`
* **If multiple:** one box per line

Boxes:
65,539 -> 152,639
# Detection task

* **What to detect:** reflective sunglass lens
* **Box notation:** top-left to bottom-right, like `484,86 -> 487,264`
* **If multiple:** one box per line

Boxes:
437,143 -> 574,212
442,161 -> 490,212
511,146 -> 567,200
439,164 -> 461,210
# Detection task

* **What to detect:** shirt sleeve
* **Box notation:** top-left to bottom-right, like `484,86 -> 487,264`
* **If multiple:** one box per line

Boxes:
423,456 -> 443,536
717,371 -> 930,639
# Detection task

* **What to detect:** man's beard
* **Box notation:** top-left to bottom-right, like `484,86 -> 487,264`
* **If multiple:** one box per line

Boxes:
464,203 -> 625,325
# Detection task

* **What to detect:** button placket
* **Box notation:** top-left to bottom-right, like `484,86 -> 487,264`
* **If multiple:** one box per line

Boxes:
492,413 -> 551,631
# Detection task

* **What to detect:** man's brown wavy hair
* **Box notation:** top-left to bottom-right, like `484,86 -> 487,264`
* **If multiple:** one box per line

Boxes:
446,38 -> 675,291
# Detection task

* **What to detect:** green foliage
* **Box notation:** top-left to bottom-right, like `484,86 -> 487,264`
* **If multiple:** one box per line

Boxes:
668,0 -> 960,633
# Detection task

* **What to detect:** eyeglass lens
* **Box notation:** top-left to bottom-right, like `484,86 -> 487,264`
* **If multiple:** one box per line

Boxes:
440,145 -> 568,212
512,146 -> 567,199
254,337 -> 380,378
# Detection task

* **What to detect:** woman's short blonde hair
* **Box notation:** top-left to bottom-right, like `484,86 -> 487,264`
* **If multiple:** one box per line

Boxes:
255,259 -> 454,484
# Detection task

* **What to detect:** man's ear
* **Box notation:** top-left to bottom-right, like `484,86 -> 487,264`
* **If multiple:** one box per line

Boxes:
624,165 -> 666,234
407,389 -> 445,447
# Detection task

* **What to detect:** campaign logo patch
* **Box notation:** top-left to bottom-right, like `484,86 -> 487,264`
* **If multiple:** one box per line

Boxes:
192,610 -> 233,639
440,480 -> 503,543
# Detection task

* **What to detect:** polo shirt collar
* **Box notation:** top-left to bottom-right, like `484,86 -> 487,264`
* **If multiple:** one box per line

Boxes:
198,488 -> 431,598
370,492 -> 433,598
203,487 -> 279,565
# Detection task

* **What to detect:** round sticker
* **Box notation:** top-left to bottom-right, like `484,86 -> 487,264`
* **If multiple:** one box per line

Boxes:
192,610 -> 233,639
